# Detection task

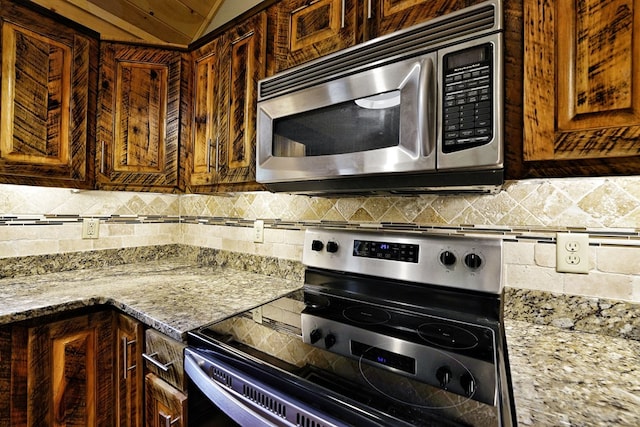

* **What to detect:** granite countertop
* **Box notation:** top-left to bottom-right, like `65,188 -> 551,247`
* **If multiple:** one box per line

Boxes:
506,319 -> 640,427
0,259 -> 302,341
1,253 -> 639,426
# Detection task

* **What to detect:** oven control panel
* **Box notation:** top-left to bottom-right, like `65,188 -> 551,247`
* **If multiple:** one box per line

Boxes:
303,228 -> 503,294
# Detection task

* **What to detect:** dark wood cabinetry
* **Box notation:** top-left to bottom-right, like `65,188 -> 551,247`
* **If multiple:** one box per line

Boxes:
0,311 -> 114,426
97,43 -> 183,192
0,310 -> 148,427
0,1 -> 98,189
517,0 -> 640,178
271,0 -> 359,73
184,12 -> 267,193
144,373 -> 187,427
115,313 -> 144,427
270,0 -> 489,74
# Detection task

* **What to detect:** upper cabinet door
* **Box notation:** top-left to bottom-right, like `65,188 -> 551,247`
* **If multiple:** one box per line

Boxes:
186,38 -> 220,189
0,2 -> 98,189
216,12 -> 267,190
272,0 -> 358,73
97,43 -> 182,192
523,0 -> 640,175
367,0 -> 487,37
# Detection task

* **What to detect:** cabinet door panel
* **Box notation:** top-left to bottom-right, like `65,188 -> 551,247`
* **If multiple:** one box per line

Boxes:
274,0 -> 357,72
369,0 -> 484,37
524,0 -> 640,163
0,2 -> 97,189
188,41 -> 220,188
144,374 -> 186,427
115,313 -> 144,427
98,44 -> 181,191
10,311 -> 114,427
217,12 -> 267,188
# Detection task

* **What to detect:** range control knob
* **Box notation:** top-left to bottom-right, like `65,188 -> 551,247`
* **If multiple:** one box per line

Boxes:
311,240 -> 324,251
309,329 -> 322,344
436,366 -> 452,389
464,253 -> 483,269
324,333 -> 336,349
326,241 -> 339,253
439,251 -> 456,267
460,373 -> 477,397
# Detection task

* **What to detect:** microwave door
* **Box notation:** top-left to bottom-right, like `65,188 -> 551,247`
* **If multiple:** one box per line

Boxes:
256,53 -> 437,184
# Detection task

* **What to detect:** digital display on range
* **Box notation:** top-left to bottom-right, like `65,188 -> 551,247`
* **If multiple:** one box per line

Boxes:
353,239 -> 419,263
351,341 -> 416,374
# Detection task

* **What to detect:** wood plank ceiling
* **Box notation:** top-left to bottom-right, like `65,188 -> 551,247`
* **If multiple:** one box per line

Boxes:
28,0 -> 247,46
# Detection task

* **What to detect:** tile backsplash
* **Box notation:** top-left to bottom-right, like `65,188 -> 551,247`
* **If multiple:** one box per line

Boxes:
0,176 -> 638,302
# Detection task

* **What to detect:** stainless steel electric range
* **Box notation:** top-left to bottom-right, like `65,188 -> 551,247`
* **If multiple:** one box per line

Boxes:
186,228 -> 516,426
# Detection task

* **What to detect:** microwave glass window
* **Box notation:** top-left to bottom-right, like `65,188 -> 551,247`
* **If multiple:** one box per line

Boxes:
272,91 -> 401,157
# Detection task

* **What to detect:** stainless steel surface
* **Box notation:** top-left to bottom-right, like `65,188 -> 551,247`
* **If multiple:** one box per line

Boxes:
122,336 -> 137,380
301,312 -> 497,405
303,228 -> 504,294
256,0 -> 504,194
257,53 -> 437,180
185,349 -> 347,427
142,352 -> 174,372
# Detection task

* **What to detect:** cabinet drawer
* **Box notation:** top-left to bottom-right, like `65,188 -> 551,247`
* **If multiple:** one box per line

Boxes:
144,329 -> 186,391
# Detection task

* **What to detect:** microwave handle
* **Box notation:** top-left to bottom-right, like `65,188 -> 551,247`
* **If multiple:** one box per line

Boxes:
420,55 -> 437,158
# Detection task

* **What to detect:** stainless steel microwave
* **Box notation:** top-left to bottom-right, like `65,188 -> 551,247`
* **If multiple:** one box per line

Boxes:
257,0 -> 504,195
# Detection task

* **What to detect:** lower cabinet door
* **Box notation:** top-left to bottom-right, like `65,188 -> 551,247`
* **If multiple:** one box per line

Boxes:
145,373 -> 187,427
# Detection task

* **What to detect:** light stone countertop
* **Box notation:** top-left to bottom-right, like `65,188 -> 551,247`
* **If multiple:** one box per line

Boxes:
0,259 -> 302,341
505,319 -> 640,426
1,256 -> 639,426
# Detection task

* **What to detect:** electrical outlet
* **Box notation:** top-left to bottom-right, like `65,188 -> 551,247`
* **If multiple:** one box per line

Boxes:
253,219 -> 264,243
82,218 -> 100,239
556,233 -> 589,274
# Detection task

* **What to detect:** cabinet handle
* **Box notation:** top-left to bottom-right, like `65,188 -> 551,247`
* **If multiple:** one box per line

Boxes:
215,136 -> 219,173
159,412 -> 180,427
341,0 -> 346,28
122,337 -> 137,380
100,140 -> 106,174
206,138 -> 212,173
367,0 -> 372,19
142,352 -> 174,372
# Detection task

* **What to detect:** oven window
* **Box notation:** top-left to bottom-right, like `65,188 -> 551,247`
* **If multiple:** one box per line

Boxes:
272,90 -> 401,157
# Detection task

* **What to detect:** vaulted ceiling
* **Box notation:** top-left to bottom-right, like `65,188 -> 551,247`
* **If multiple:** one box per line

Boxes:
28,0 -> 262,46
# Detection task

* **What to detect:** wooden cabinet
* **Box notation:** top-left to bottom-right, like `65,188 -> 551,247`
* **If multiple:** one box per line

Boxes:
0,1 -> 98,189
115,313 -> 144,427
366,0 -> 487,38
271,0 -> 359,74
519,0 -> 640,178
3,311 -> 114,426
97,42 -> 183,192
184,12 -> 267,193
143,329 -> 187,426
270,0 -> 488,74
145,373 -> 187,427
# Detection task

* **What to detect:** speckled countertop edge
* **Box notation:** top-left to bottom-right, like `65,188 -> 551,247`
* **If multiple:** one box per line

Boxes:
0,259 -> 303,341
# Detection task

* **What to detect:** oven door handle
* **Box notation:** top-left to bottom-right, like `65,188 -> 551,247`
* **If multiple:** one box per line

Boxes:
185,350 -> 346,427
185,351 -> 283,426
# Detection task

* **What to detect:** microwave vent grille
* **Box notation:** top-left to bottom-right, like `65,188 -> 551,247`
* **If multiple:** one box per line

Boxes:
259,0 -> 501,100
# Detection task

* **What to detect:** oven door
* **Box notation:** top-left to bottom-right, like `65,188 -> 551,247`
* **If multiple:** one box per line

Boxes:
256,52 -> 437,185
185,346 -> 413,427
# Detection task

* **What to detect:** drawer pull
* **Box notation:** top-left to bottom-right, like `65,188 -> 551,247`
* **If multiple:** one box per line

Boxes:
122,337 -> 137,380
143,352 -> 174,372
159,412 -> 180,427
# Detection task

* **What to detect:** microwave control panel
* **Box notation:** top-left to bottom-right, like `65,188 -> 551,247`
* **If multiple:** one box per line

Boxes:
442,43 -> 494,153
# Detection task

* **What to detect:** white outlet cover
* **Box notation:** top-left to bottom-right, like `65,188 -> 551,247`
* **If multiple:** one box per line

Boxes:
253,219 -> 264,243
556,233 -> 589,274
